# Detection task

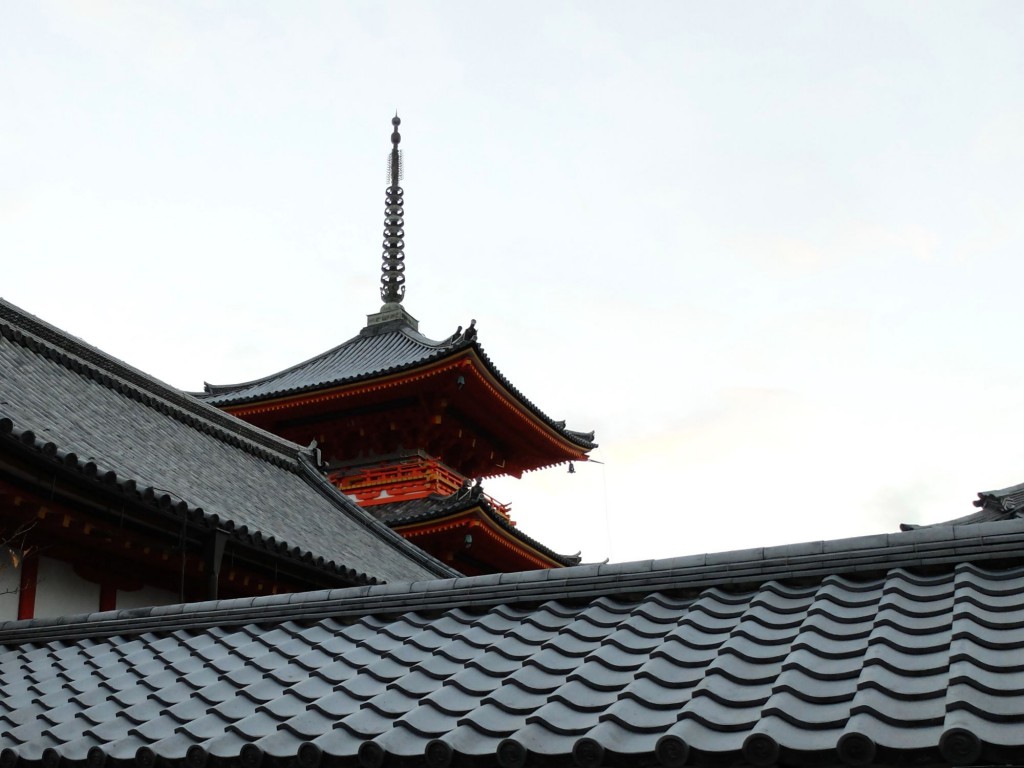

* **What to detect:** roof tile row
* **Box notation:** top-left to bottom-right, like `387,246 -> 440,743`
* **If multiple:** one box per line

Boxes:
1,526 -> 1024,766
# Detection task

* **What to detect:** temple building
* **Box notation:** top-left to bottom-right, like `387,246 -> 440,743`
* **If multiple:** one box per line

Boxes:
198,116 -> 595,575
0,115 -> 593,623
0,298 -> 453,621
2,116 -> 1022,764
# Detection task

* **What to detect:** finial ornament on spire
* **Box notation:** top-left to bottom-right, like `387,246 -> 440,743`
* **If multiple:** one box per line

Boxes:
380,113 -> 406,304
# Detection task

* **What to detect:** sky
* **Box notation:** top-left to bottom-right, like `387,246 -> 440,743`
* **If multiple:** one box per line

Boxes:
3,2 -> 1024,565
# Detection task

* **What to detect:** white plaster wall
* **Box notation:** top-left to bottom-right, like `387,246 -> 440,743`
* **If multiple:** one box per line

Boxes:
117,585 -> 179,611
0,549 -> 21,621
34,557 -> 100,618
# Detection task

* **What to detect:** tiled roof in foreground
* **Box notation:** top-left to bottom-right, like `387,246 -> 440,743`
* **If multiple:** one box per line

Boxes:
2,518 -> 1024,766
0,299 -> 452,585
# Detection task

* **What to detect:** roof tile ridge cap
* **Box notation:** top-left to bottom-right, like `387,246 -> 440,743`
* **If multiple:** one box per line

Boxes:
467,340 -> 597,447
975,480 -> 1024,510
979,480 -> 1024,497
0,582 -> 382,639
201,329 -> 371,395
294,453 -> 458,578
9,519 -> 1024,643
0,298 -> 304,467
0,567 -> 585,640
398,324 -> 449,348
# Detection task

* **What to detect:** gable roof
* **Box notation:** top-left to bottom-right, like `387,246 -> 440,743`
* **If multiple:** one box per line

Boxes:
0,299 -> 453,585
1,514 -> 1022,767
199,320 -> 597,452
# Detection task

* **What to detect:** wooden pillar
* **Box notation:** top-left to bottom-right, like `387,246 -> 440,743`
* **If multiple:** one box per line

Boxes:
17,556 -> 37,621
206,530 -> 228,600
99,582 -> 117,612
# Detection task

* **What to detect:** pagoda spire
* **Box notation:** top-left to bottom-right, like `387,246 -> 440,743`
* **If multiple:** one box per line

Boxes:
365,114 -> 418,333
380,113 -> 406,305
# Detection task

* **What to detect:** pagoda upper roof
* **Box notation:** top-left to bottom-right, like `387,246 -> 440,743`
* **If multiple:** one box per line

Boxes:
199,317 -> 597,452
371,487 -> 584,567
0,299 -> 453,585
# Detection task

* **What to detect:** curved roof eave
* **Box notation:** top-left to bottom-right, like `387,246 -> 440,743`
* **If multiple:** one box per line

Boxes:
199,325 -> 597,452
375,492 -> 583,567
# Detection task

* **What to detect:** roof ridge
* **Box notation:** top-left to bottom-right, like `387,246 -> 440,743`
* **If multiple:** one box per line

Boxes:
292,453 -> 460,579
4,516 -> 1022,644
0,298 -> 304,467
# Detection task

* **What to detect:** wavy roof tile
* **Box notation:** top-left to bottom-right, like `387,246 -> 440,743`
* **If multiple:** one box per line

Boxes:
0,299 -> 453,585
1,516 -> 1023,766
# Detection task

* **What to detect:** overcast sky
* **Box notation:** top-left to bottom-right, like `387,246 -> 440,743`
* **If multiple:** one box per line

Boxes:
3,2 -> 1024,565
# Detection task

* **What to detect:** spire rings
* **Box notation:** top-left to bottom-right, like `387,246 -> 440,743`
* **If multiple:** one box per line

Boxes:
380,114 -> 408,305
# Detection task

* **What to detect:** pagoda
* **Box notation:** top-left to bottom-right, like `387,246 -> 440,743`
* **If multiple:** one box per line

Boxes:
200,115 -> 596,575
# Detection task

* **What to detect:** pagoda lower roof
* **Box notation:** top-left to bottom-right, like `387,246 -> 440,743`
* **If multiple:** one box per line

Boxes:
370,488 -> 583,567
197,318 -> 596,452
0,299 -> 452,585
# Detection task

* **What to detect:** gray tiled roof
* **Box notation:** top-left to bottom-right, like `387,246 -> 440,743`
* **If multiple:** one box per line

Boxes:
900,480 -> 1024,531
0,299 -> 453,584
198,320 -> 597,451
372,491 -> 583,566
975,480 -> 1024,514
1,519 -> 1024,766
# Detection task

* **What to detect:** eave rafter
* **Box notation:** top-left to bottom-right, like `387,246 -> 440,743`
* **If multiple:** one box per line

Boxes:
224,349 -> 588,477
393,508 -> 561,571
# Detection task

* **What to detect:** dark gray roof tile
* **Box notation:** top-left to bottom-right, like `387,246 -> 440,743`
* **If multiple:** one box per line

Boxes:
599,696 -> 681,731
459,702 -> 528,737
757,716 -> 842,750
509,722 -> 580,754
394,704 -> 462,739
205,730 -> 250,759
763,691 -> 854,728
309,727 -> 364,758
6,525 -> 1024,764
481,681 -> 551,714
371,726 -> 432,757
307,690 -> 362,719
278,708 -> 336,740
0,299 -> 453,585
226,710 -> 284,740
665,715 -> 748,753
578,720 -> 660,756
